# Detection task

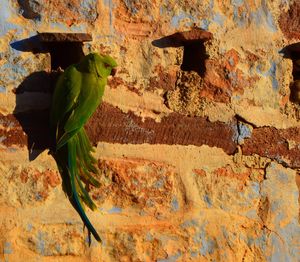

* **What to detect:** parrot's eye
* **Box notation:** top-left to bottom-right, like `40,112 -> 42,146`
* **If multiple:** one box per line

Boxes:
104,63 -> 110,68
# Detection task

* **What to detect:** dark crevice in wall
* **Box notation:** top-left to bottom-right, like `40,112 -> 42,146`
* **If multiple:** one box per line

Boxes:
152,27 -> 212,77
44,42 -> 84,70
180,42 -> 208,76
38,33 -> 92,70
289,49 -> 300,104
280,43 -> 300,104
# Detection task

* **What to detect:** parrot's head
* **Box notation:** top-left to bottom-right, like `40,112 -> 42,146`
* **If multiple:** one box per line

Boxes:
86,53 -> 117,78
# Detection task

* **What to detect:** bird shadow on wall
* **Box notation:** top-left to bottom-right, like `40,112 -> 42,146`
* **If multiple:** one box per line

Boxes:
13,71 -> 56,161
11,36 -> 54,161
10,34 -> 87,161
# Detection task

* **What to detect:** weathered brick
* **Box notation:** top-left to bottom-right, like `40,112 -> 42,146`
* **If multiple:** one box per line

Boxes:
242,126 -> 300,168
18,0 -> 98,25
103,214 -> 269,262
86,103 -> 238,154
279,1 -> 300,40
93,158 -> 186,215
194,165 -> 264,219
21,224 -> 85,256
0,165 -> 60,207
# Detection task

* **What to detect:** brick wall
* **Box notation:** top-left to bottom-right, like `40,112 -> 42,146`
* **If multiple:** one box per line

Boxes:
0,0 -> 299,261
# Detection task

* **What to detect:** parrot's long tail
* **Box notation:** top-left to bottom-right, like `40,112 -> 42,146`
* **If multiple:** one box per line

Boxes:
57,128 -> 101,242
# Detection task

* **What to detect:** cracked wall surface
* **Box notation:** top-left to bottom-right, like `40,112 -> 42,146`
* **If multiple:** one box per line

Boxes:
0,0 -> 300,261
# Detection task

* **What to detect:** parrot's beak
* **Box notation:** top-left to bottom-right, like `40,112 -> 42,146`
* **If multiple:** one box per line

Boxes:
111,68 -> 117,76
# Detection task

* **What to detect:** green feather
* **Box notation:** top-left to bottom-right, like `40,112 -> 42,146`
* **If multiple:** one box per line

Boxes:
68,137 -> 100,241
50,53 -> 117,243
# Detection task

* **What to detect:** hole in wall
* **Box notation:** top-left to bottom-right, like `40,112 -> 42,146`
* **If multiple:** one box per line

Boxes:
290,52 -> 300,104
180,42 -> 208,76
44,42 -> 85,70
152,28 -> 212,110
152,27 -> 212,77
37,33 -> 92,70
280,43 -> 300,104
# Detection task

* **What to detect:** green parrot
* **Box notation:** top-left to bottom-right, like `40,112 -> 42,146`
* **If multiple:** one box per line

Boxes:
50,53 -> 117,242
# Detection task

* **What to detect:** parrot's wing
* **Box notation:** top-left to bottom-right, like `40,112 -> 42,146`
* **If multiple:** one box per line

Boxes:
56,73 -> 103,150
50,65 -> 82,148
50,65 -> 82,127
